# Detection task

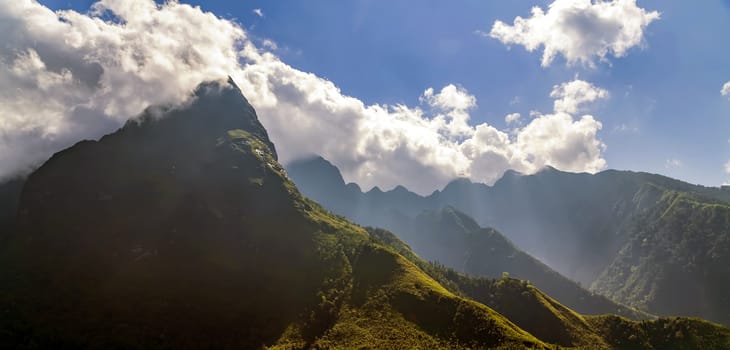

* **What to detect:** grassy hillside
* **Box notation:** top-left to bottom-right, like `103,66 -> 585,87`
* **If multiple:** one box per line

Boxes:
288,156 -> 730,326
593,185 -> 730,324
387,207 -> 648,320
367,227 -> 730,349
589,315 -> 730,350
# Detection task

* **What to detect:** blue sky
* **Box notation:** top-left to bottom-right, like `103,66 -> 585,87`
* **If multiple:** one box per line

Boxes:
21,1 -> 730,188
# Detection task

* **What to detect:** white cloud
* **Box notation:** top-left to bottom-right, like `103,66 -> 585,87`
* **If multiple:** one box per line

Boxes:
0,0 -> 243,178
253,8 -> 264,17
722,81 -> 730,97
724,161 -> 730,174
239,50 -> 608,192
262,39 -> 278,50
489,0 -> 660,67
0,0 -> 609,195
422,84 -> 476,111
515,112 -> 605,173
665,159 -> 682,169
551,79 -> 609,114
238,48 -> 608,192
420,85 -> 477,138
504,113 -> 521,124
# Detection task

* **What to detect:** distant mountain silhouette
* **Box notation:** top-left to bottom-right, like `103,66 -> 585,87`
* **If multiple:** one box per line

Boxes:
288,156 -> 730,325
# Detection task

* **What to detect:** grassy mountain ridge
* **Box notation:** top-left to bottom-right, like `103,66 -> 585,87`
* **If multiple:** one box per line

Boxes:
366,227 -> 730,349
287,156 -> 730,325
287,159 -> 647,319
390,206 -> 649,320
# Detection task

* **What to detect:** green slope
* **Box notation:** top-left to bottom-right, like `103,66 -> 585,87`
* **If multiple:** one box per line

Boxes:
288,156 -> 730,326
593,184 -> 730,323
391,207 -> 648,320
588,315 -> 730,350
367,227 -> 730,349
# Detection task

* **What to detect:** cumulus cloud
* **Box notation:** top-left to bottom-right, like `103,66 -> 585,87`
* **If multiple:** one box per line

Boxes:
551,79 -> 609,114
489,0 -> 660,67
253,8 -> 264,18
1,0 -> 609,195
0,0 -> 244,178
238,48 -> 608,191
420,85 -> 477,138
722,81 -> 730,97
504,113 -> 521,124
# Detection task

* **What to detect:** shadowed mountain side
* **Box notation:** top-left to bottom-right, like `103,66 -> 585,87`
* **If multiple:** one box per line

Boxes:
0,79 -> 547,349
0,178 -> 24,236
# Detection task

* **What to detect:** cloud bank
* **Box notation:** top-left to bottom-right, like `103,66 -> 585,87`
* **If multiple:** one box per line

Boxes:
1,0 -> 609,195
489,0 -> 660,67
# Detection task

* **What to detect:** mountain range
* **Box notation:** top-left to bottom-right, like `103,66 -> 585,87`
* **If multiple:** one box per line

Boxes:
0,78 -> 728,349
287,155 -> 730,325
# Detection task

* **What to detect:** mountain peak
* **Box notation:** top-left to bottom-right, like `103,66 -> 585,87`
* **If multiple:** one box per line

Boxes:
367,186 -> 384,194
539,165 -> 559,173
287,156 -> 347,188
442,177 -> 474,191
494,169 -> 523,186
502,169 -> 523,177
390,184 -> 410,193
118,78 -> 277,160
